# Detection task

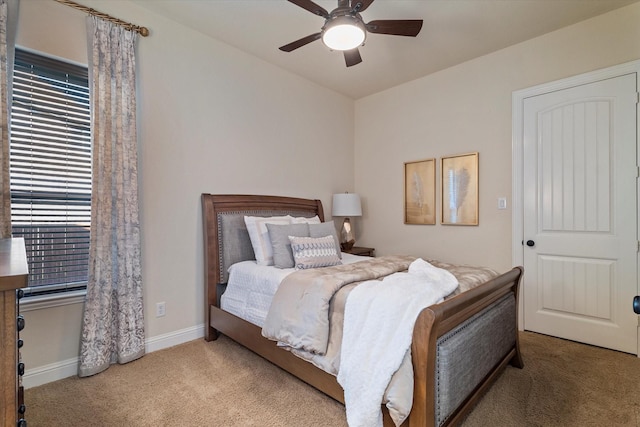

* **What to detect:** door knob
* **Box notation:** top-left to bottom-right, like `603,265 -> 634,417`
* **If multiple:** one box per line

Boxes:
526,240 -> 535,247
634,296 -> 640,314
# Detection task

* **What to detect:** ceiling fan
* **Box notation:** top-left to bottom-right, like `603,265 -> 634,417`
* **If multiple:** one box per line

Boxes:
279,0 -> 423,67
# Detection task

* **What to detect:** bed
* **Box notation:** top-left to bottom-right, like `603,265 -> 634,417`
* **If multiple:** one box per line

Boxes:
201,193 -> 524,427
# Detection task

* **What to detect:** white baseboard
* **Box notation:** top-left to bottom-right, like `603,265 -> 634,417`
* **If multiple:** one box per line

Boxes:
144,323 -> 205,353
23,356 -> 80,389
23,323 -> 206,388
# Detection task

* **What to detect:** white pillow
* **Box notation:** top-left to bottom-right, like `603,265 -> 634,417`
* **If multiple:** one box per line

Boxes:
289,215 -> 321,225
244,215 -> 291,266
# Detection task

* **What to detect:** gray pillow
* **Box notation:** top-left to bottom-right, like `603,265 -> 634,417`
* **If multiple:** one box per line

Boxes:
266,223 -> 309,268
309,221 -> 342,259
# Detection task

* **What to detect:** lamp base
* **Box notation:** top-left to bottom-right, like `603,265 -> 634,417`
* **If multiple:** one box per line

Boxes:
340,240 -> 355,251
340,218 -> 355,251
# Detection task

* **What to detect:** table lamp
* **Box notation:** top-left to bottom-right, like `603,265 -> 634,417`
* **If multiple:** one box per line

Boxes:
332,193 -> 362,251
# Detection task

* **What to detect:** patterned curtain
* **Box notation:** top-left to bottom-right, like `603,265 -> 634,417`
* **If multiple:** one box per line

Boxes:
79,16 -> 144,377
0,0 -> 18,238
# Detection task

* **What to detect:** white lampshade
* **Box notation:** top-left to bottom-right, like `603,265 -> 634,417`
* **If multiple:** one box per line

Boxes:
322,16 -> 366,51
332,193 -> 362,217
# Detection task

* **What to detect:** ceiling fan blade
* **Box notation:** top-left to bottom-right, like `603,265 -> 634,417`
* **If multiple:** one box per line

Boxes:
351,0 -> 375,13
287,0 -> 329,18
344,48 -> 362,67
279,32 -> 322,52
365,20 -> 424,37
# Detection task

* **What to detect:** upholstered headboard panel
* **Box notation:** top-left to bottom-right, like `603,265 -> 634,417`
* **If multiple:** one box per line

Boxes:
201,194 -> 325,315
216,209 -> 317,284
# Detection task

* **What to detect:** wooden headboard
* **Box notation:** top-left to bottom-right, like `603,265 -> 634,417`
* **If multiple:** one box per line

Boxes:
201,194 -> 324,338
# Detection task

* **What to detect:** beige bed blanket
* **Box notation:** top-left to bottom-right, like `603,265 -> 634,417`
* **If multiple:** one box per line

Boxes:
262,255 -> 415,355
261,256 -> 499,426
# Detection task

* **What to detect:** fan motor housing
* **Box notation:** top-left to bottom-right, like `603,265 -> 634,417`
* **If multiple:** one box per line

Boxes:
321,10 -> 366,51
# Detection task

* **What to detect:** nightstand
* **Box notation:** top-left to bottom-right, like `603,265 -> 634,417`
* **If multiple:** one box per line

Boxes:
344,246 -> 375,257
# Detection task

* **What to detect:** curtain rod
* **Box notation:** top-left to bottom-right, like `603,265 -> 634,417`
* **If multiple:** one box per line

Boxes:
53,0 -> 150,37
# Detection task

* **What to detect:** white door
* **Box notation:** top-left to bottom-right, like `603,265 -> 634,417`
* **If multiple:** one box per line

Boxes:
523,73 -> 638,354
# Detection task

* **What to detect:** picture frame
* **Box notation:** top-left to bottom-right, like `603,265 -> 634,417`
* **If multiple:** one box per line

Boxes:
404,158 -> 436,225
441,152 -> 479,225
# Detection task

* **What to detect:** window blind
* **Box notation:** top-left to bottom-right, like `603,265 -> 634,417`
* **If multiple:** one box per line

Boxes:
10,49 -> 91,296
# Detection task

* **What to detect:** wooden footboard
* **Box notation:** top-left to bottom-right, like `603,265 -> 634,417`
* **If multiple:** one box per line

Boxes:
409,266 -> 523,427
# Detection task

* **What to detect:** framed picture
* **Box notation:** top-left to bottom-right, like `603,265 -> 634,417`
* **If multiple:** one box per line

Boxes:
404,158 -> 436,225
441,152 -> 479,225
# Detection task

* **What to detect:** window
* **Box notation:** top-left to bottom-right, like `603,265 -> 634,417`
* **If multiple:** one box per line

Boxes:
10,49 -> 91,297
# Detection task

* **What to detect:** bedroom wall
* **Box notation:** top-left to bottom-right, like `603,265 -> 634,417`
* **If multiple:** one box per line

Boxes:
17,0 -> 640,386
354,2 -> 640,273
18,0 -> 354,384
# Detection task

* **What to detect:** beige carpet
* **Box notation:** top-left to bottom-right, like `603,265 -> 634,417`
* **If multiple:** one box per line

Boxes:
26,332 -> 640,426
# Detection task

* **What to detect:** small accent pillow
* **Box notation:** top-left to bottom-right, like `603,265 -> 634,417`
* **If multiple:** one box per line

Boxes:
289,235 -> 342,270
244,215 -> 291,266
266,223 -> 310,269
289,215 -> 321,225
309,221 -> 342,259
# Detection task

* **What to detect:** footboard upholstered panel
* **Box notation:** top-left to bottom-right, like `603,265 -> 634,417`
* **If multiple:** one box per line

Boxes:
435,294 -> 516,426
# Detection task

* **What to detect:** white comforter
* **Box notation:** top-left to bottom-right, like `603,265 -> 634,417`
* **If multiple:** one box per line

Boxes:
337,259 -> 459,427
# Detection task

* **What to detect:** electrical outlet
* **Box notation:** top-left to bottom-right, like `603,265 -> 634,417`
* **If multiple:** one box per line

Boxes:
156,302 -> 166,317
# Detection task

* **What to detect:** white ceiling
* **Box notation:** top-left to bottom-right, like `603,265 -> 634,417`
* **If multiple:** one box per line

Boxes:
132,0 -> 639,99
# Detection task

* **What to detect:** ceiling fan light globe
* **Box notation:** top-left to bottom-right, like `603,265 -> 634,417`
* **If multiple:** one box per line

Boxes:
322,17 -> 366,51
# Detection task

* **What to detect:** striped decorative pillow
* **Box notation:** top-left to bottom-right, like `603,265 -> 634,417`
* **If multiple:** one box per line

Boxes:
289,235 -> 342,270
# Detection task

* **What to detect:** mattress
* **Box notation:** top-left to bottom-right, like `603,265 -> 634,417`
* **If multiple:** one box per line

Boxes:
221,252 -> 368,326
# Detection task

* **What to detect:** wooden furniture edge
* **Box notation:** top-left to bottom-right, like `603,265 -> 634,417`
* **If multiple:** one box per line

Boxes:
1,290 -> 18,425
210,305 -> 345,402
409,266 -> 524,426
0,239 -> 29,292
0,238 -> 28,427
344,246 -> 375,257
